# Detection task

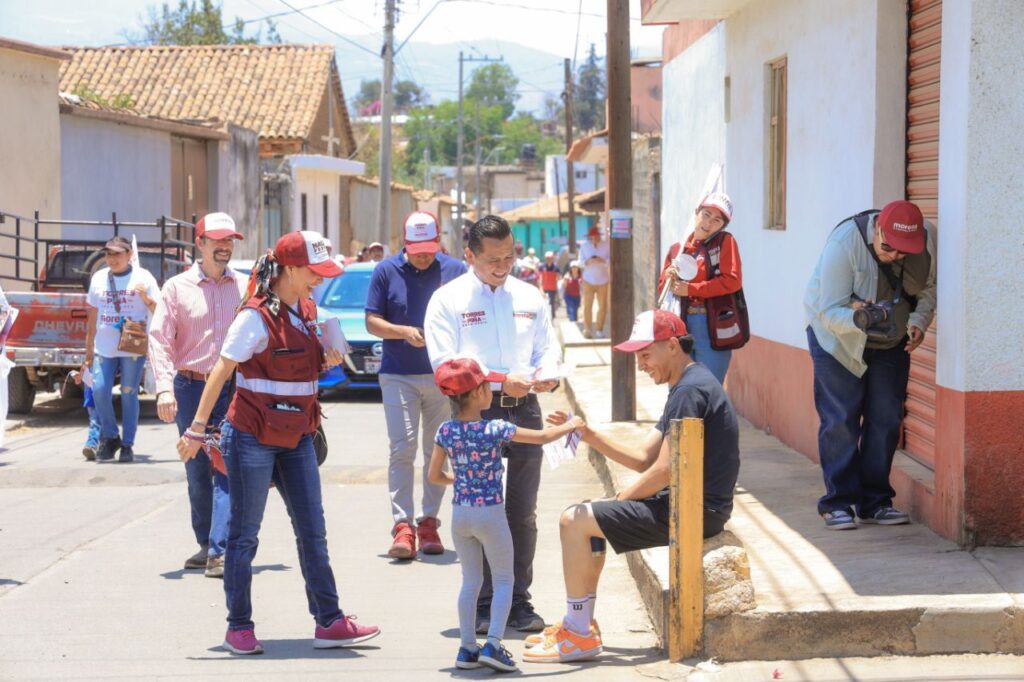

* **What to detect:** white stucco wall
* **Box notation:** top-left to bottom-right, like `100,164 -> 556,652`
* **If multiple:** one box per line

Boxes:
0,47 -> 63,287
723,0 -> 907,349
936,0 -> 1024,392
293,167 -> 340,246
60,114 -> 172,240
660,22 -> 726,264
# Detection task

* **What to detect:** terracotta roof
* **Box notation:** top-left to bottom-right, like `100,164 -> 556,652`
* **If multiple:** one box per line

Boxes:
498,193 -> 598,222
58,91 -> 228,140
58,44 -> 354,150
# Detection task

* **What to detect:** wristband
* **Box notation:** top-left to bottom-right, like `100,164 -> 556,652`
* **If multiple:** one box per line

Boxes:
183,429 -> 206,443
191,419 -> 207,428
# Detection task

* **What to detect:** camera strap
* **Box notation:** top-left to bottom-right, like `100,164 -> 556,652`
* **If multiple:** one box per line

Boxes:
853,212 -> 914,308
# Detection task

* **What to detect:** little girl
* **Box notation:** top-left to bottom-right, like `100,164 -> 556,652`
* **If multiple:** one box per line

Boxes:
428,357 -> 583,673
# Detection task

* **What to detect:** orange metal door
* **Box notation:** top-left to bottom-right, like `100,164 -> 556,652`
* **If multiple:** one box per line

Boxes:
902,0 -> 942,467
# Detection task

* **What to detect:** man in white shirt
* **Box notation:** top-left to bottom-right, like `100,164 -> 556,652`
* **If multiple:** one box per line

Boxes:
579,224 -> 610,339
425,215 -> 560,635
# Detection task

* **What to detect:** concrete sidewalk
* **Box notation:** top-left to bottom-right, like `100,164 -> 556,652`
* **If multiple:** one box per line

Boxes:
557,320 -> 1024,662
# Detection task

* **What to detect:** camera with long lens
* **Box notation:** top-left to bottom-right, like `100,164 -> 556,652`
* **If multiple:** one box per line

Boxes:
853,299 -> 898,342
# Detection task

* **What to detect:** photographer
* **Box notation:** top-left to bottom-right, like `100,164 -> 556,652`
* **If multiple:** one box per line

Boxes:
804,200 -> 935,530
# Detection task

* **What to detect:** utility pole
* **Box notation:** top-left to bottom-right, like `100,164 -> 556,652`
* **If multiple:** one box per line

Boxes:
474,103 -> 482,217
456,52 -> 503,228
607,0 -> 635,421
376,0 -> 397,248
563,58 -> 578,255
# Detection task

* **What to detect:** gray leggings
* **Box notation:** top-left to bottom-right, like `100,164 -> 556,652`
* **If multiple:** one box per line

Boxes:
451,504 -> 514,646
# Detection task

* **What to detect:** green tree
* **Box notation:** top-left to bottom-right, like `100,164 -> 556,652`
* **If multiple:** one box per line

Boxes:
135,0 -> 274,45
395,80 -> 427,112
354,79 -> 382,114
466,63 -> 519,119
575,43 -> 606,132
501,112 -> 562,166
354,79 -> 426,115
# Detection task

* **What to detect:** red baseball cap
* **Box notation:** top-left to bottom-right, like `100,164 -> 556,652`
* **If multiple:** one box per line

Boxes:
196,212 -> 243,240
404,211 -> 441,255
613,309 -> 688,353
274,231 -> 343,277
587,226 -> 601,238
698,191 -> 733,222
434,357 -> 507,396
877,200 -> 925,254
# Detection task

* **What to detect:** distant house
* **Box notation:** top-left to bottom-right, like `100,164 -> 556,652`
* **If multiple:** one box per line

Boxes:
58,44 -> 364,254
58,91 -> 256,250
498,193 -> 597,257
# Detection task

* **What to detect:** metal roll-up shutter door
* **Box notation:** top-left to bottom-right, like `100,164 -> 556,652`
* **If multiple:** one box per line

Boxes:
902,0 -> 942,467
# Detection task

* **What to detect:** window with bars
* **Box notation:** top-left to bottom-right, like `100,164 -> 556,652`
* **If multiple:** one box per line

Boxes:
767,57 -> 787,230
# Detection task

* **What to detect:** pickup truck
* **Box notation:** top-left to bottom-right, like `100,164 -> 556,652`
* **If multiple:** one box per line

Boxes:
2,215 -> 194,413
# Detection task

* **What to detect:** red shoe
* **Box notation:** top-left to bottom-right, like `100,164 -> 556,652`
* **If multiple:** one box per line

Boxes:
417,517 -> 444,555
313,615 -> 380,648
388,521 -> 416,560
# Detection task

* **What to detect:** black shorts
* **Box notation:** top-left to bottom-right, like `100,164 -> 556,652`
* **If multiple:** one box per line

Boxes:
591,489 -> 728,555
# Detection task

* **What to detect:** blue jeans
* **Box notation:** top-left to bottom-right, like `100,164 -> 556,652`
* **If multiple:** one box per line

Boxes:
686,312 -> 732,385
174,374 -> 232,557
807,327 -> 910,517
220,421 -> 343,631
564,294 -> 580,322
92,355 -> 146,446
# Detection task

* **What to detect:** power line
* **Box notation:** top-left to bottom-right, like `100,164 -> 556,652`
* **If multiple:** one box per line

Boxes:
275,0 -> 380,57
241,0 -> 346,24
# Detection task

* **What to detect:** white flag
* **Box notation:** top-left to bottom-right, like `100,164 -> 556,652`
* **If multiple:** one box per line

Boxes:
130,234 -> 140,268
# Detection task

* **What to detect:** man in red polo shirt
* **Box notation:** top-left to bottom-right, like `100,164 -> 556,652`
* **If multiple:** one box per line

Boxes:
539,250 -> 560,319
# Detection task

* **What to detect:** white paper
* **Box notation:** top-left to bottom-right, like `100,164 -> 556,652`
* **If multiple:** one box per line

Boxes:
531,360 -> 575,383
318,317 -> 351,354
81,367 -> 94,389
543,411 -> 582,470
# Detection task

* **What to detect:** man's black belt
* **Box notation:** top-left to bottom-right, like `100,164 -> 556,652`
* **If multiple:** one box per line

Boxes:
493,393 -> 529,408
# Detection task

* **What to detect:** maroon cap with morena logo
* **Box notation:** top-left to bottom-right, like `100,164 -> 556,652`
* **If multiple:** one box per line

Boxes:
877,200 -> 925,254
274,231 -> 343,277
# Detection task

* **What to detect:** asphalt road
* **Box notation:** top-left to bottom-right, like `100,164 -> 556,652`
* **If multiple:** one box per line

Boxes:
0,388 -> 658,680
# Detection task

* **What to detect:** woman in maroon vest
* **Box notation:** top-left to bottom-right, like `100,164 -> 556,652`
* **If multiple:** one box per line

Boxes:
177,231 -> 380,655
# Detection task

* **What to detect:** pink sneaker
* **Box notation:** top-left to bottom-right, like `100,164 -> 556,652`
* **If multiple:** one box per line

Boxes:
313,615 -> 381,648
223,628 -> 264,655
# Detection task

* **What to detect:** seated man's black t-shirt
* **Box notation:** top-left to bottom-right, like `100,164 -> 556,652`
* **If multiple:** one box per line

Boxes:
592,362 -> 741,553
654,362 -> 741,519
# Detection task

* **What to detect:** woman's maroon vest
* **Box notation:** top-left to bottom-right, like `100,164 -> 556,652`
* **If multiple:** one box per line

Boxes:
226,295 -> 322,448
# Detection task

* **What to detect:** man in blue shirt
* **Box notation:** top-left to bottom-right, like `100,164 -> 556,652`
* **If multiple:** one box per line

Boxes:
366,211 -> 467,559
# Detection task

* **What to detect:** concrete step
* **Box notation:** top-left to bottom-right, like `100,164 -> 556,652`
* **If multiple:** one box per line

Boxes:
561,354 -> 1024,662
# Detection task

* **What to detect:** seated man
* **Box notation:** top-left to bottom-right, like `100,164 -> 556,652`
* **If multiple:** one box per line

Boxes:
524,309 -> 740,664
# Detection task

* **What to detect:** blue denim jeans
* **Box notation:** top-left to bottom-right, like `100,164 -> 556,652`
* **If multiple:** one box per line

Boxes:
564,294 -> 580,322
220,421 -> 343,631
92,355 -> 146,446
686,312 -> 732,385
174,374 -> 232,557
807,327 -> 910,517
85,409 -> 101,449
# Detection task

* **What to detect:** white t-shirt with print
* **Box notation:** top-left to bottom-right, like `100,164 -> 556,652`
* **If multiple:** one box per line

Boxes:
220,307 -> 311,364
87,266 -> 160,358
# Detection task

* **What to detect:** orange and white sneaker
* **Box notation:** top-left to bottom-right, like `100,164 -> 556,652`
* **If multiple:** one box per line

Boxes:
524,619 -> 601,646
522,625 -> 603,663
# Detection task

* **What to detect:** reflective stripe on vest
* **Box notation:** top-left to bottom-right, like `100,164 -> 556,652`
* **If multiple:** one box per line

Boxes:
236,374 -> 318,396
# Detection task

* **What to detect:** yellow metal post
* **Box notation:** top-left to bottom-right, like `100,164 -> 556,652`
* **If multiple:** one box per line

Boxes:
668,417 -> 705,660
